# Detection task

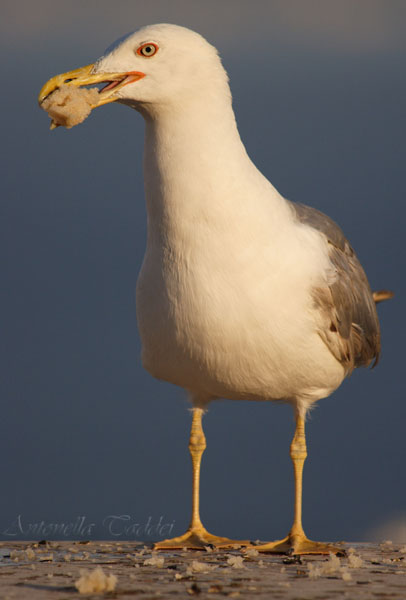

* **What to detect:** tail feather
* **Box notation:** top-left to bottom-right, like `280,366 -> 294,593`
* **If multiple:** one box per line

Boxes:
373,289 -> 394,304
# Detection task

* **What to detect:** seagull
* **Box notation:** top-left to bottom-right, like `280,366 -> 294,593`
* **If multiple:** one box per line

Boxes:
39,24 -> 392,554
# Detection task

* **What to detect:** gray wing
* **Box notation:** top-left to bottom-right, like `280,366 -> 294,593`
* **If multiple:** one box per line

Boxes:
290,201 -> 380,374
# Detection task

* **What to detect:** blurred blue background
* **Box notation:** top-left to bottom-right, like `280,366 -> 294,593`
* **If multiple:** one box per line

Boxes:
1,0 -> 405,543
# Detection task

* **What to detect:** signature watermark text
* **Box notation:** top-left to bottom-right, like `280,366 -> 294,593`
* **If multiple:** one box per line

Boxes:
2,514 -> 175,540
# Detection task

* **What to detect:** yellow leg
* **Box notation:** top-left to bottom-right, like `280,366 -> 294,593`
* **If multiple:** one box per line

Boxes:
154,408 -> 251,550
256,415 -> 344,555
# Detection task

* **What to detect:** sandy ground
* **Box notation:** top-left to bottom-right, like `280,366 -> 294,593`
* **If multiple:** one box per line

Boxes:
0,540 -> 405,599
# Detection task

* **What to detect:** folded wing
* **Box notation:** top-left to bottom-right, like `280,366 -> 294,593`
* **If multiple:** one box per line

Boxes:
291,202 -> 380,374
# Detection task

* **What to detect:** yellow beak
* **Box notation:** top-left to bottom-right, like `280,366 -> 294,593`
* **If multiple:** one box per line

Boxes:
38,63 -> 145,128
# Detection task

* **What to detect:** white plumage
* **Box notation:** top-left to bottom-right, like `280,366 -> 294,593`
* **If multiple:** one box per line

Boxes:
96,25 -> 347,415
40,23 -> 384,553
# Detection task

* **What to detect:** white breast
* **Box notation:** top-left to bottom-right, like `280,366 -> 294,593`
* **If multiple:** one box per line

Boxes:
135,86 -> 345,410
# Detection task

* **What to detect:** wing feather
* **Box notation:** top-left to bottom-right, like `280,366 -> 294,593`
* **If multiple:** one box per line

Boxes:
291,202 -> 380,374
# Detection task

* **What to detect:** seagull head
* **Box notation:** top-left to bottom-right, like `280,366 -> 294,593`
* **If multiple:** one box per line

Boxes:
39,24 -> 230,119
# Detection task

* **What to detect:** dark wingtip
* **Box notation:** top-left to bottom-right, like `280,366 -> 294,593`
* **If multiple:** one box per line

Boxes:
373,290 -> 394,304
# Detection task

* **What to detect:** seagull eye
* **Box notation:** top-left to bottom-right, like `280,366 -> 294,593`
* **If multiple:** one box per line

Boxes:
137,43 -> 158,57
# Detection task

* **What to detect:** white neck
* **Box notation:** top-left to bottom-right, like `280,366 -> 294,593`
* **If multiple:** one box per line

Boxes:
138,85 -> 288,249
